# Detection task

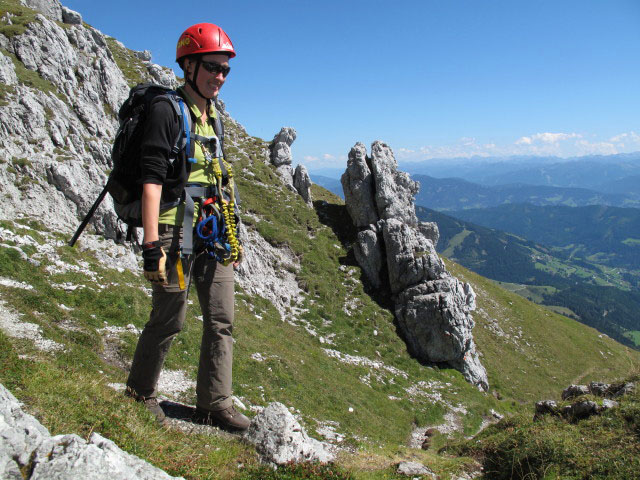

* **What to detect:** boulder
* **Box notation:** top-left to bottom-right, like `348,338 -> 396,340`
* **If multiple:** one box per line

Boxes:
588,381 -> 611,396
22,0 -> 62,21
0,383 -> 182,479
396,461 -> 436,477
612,382 -> 635,398
353,227 -> 384,289
562,384 -> 590,400
418,221 -> 440,246
269,127 -> 296,167
244,402 -> 334,465
61,6 -> 82,25
272,126 -> 296,146
271,142 -> 292,167
534,400 -> 558,420
562,400 -> 599,421
293,164 -> 312,205
369,141 -> 419,225
134,50 -> 153,62
0,51 -> 18,85
382,218 -> 444,293
394,279 -> 487,391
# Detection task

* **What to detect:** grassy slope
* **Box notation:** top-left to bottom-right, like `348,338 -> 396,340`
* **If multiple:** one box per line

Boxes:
446,260 -> 639,403
444,374 -> 640,480
418,206 -> 640,349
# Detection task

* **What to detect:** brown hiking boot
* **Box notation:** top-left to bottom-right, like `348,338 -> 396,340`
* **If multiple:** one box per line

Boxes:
125,386 -> 167,425
193,405 -> 250,431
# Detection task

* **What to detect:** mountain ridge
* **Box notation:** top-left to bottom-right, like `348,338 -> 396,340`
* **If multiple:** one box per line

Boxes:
413,174 -> 640,210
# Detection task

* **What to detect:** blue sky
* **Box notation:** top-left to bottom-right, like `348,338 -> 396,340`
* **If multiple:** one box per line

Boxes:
62,0 -> 640,169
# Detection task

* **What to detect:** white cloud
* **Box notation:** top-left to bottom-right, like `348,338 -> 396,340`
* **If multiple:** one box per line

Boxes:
459,137 -> 476,146
609,131 -> 640,149
575,140 -> 618,156
397,129 -> 640,161
515,132 -> 581,145
307,130 -> 640,166
395,148 -> 416,159
534,132 -> 581,143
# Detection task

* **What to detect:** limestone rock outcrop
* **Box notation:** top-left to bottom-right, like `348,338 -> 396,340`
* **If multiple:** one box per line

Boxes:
341,141 -> 488,390
0,1 -> 175,240
23,0 -> 62,22
245,402 -> 335,465
268,126 -> 313,205
0,383 -> 183,479
61,6 -> 82,25
534,381 -> 634,422
269,126 -> 297,186
293,164 -> 312,205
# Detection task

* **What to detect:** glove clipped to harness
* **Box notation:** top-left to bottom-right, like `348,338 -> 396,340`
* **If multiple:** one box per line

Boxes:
233,244 -> 244,268
142,241 -> 167,284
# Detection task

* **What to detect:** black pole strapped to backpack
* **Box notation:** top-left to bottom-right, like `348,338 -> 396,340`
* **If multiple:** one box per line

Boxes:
68,182 -> 110,247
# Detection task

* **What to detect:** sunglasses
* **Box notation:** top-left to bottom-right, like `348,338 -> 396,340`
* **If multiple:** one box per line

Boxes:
200,60 -> 231,78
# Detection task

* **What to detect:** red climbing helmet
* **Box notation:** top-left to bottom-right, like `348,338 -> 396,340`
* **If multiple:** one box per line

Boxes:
176,23 -> 236,62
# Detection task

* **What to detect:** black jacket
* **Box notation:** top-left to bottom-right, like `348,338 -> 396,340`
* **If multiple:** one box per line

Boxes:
139,92 -> 222,204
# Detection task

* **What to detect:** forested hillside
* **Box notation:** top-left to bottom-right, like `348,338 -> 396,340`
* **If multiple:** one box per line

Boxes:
450,204 -> 640,272
417,206 -> 640,349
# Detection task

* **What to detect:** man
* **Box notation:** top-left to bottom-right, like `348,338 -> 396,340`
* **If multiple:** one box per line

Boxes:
125,23 -> 249,431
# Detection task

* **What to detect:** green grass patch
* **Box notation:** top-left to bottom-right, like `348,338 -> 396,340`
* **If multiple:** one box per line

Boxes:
622,238 -> 640,247
105,37 -> 150,87
493,281 -> 557,304
446,259 -> 640,403
1,48 -> 63,100
623,330 -> 640,347
442,228 -> 472,258
0,0 -> 38,37
237,462 -> 354,480
445,376 -> 640,479
544,305 -> 579,319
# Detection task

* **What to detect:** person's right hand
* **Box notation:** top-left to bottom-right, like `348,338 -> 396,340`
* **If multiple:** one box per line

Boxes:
142,241 -> 167,284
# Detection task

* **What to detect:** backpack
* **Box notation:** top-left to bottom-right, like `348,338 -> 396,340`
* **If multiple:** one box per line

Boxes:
69,82 -> 223,247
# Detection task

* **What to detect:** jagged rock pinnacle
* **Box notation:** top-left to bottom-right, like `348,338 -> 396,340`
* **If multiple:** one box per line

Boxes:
341,141 -> 489,390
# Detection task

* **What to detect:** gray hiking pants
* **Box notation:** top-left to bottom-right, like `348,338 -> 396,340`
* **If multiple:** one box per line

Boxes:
126,224 -> 235,411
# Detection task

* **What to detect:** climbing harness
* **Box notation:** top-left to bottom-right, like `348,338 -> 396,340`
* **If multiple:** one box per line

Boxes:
189,134 -> 240,267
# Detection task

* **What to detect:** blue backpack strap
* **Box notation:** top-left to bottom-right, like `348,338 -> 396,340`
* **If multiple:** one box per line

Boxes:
177,98 -> 196,163
163,92 -> 194,163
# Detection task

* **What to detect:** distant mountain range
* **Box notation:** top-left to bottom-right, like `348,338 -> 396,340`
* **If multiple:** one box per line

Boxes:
400,152 -> 640,189
449,204 -> 640,271
311,174 -> 343,198
413,175 -> 640,210
310,152 -> 640,207
417,206 -> 640,349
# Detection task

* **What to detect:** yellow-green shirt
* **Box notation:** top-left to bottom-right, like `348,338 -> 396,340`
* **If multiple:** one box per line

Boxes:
159,88 -> 221,226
